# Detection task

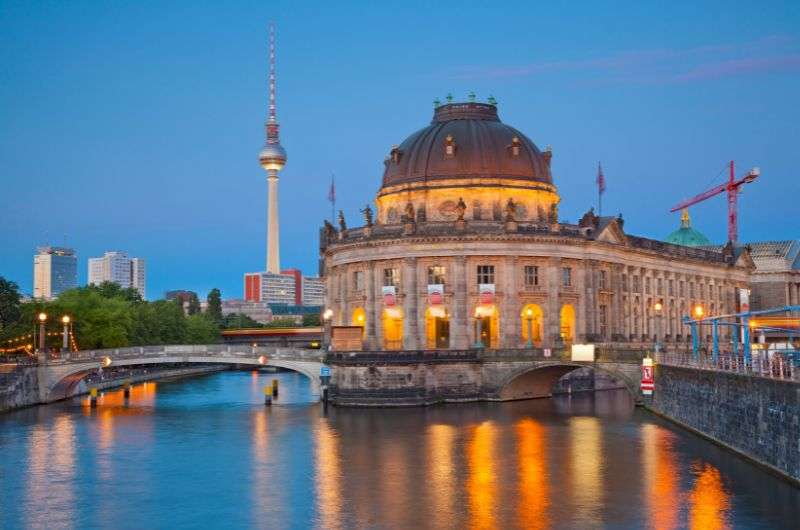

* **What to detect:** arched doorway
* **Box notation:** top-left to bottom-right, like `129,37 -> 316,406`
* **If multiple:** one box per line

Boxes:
474,304 -> 499,348
351,307 -> 366,337
382,307 -> 403,350
520,304 -> 544,346
425,306 -> 450,349
560,304 -> 575,344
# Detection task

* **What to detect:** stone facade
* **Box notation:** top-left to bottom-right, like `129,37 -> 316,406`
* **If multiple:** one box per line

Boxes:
650,364 -> 800,483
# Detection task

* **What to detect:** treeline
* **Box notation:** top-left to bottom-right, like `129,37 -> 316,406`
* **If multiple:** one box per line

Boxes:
0,279 -> 219,350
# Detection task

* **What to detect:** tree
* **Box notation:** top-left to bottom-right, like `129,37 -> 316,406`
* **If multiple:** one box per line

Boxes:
206,288 -> 222,324
0,276 -> 22,333
302,313 -> 321,327
187,293 -> 201,315
185,314 -> 220,344
221,313 -> 262,329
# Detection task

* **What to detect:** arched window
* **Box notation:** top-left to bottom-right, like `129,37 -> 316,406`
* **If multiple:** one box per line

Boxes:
425,306 -> 450,349
351,307 -> 366,337
382,308 -> 403,350
520,304 -> 544,346
560,304 -> 575,344
474,304 -> 499,348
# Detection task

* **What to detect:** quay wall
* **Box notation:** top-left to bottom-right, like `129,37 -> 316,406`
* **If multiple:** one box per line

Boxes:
649,364 -> 799,484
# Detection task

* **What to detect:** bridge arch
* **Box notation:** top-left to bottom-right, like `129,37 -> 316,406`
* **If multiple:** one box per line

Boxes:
495,362 -> 640,401
42,349 -> 325,402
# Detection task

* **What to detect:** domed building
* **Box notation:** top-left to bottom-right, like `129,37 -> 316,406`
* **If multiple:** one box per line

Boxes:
320,100 -> 752,352
666,209 -> 712,247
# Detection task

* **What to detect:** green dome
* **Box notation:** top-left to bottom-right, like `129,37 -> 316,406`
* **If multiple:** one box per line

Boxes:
666,209 -> 712,247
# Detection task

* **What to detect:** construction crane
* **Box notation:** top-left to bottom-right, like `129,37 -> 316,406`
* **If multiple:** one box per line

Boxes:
670,161 -> 760,244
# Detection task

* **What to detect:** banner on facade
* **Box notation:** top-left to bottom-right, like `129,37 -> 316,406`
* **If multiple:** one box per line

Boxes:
382,285 -> 396,306
427,284 -> 444,305
478,283 -> 495,305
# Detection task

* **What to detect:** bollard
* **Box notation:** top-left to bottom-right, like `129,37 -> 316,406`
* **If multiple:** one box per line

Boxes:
264,386 -> 272,406
90,387 -> 98,408
123,381 -> 131,398
272,379 -> 279,397
322,386 -> 329,403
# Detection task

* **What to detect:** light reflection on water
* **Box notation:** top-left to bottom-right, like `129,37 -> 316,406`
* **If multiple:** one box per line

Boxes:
0,370 -> 798,529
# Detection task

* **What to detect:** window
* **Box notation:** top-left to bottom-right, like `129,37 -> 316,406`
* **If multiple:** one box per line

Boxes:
599,270 -> 607,290
562,267 -> 572,287
679,281 -> 685,297
622,274 -> 628,292
657,278 -> 663,295
427,265 -> 446,285
690,282 -> 695,298
645,277 -> 651,295
669,279 -> 674,296
524,265 -> 539,287
718,285 -> 723,300
633,275 -> 640,292
353,271 -> 364,291
599,304 -> 608,338
383,268 -> 399,287
477,265 -> 494,285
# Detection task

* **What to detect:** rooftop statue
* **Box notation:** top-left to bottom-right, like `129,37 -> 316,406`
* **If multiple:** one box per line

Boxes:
338,210 -> 347,231
456,197 -> 467,221
504,198 -> 517,222
361,204 -> 374,227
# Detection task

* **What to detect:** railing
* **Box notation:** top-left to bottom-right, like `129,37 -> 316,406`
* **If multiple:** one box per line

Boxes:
327,347 -> 645,364
47,344 -> 324,364
657,351 -> 798,382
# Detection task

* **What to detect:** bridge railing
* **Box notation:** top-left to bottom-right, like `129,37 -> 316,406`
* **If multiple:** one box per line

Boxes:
327,347 -> 646,364
58,344 -> 324,363
657,351 -> 798,382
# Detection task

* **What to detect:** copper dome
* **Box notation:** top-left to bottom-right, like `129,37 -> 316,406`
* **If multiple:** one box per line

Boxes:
381,102 -> 552,188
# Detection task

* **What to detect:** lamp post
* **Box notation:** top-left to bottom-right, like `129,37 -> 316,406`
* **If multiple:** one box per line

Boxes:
691,304 -> 704,359
322,308 -> 333,351
61,315 -> 71,353
37,312 -> 47,362
474,314 -> 484,349
653,301 -> 663,355
525,307 -> 534,349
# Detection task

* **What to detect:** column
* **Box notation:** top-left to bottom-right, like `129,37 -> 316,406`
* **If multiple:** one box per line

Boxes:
502,256 -> 519,348
402,257 -> 419,350
338,266 -> 347,327
451,256 -> 469,349
374,264 -> 385,349
611,264 -> 623,340
545,257 -> 561,347
365,262 -> 377,350
576,262 -> 589,342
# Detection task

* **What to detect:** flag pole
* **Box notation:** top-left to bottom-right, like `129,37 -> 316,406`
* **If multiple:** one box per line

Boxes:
330,173 -> 336,224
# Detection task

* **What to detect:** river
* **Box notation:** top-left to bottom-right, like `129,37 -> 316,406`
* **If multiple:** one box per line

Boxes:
1,370 -> 798,529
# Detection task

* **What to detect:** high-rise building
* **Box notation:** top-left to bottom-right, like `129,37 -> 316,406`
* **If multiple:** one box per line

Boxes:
258,23 -> 287,274
244,271 -> 296,305
33,246 -> 77,300
88,251 -> 146,298
301,276 -> 325,306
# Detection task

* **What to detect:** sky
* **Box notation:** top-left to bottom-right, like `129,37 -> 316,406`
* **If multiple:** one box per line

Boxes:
1,0 -> 799,300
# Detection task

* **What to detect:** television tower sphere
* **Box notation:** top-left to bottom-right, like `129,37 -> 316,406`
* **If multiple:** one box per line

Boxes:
259,142 -> 287,172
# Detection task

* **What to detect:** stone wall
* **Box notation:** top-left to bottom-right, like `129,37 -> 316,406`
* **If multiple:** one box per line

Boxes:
0,366 -> 41,412
650,364 -> 799,483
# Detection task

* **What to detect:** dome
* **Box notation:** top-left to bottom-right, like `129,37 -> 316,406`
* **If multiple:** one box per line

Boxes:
259,142 -> 287,172
381,102 -> 552,188
666,209 -> 712,247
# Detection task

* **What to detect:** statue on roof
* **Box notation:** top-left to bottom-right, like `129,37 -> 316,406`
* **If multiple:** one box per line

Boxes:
548,203 -> 559,224
361,204 -> 374,227
504,198 -> 517,222
323,219 -> 336,239
338,210 -> 347,231
455,197 -> 467,221
403,202 -> 415,223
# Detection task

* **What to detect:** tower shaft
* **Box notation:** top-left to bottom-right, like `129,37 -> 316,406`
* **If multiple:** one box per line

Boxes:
267,171 -> 280,273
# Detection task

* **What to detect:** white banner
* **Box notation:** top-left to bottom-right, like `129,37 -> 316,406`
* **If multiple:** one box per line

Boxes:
478,283 -> 495,305
382,285 -> 396,306
427,284 -> 444,305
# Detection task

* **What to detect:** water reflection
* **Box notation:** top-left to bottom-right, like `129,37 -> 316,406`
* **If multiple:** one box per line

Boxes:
467,421 -> 497,530
641,423 -> 679,530
315,419 -> 342,530
427,423 -> 456,530
689,462 -> 731,530
568,416 -> 603,527
516,418 -> 549,530
24,415 -> 76,528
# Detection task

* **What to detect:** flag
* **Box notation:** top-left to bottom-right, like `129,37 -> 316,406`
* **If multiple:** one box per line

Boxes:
597,163 -> 606,194
328,175 -> 336,203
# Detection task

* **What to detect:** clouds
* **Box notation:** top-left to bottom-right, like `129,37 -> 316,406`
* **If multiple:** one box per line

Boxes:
450,35 -> 800,85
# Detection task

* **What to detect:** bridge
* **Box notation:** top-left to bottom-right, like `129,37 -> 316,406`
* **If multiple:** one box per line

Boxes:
38,345 -> 327,403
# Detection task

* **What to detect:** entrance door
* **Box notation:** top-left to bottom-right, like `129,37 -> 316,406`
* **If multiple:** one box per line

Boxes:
434,317 -> 450,348
479,316 -> 492,346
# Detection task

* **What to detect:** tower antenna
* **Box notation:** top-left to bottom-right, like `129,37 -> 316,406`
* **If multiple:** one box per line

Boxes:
267,22 -> 279,144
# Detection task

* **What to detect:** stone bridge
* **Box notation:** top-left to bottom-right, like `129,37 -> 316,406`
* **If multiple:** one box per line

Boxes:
38,345 -> 327,403
326,349 -> 646,407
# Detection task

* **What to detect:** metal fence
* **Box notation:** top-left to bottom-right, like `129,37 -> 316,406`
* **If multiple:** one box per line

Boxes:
656,351 -> 798,382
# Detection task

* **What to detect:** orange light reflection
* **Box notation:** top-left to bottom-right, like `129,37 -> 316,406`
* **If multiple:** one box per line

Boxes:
689,462 -> 731,530
427,423 -> 456,529
516,418 -> 549,530
467,421 -> 497,530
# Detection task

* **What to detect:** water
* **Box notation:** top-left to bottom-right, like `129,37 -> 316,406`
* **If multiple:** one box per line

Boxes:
1,370 -> 798,529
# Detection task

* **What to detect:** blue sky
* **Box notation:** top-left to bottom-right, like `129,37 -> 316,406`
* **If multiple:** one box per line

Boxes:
1,0 -> 799,299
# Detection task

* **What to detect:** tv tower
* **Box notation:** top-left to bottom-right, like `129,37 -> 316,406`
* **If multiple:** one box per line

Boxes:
258,23 -> 287,274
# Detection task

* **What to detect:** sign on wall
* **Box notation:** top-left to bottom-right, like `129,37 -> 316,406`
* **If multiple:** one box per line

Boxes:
641,357 -> 654,395
382,286 -> 397,306
570,343 -> 595,362
427,284 -> 444,305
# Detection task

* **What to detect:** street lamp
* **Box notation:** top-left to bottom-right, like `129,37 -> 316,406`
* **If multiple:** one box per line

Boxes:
653,301 -> 663,354
37,312 -> 47,356
322,309 -> 334,351
61,315 -> 71,353
693,304 -> 704,318
525,307 -> 534,349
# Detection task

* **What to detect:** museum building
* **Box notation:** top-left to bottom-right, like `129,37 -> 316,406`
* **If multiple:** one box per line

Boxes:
320,100 -> 753,351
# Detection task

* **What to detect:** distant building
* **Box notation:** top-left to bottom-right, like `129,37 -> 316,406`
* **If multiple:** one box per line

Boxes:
244,269 -> 325,306
33,246 -> 77,300
747,241 -> 800,310
301,276 -> 325,306
221,299 -> 273,324
665,209 -> 712,247
88,251 -> 146,298
164,290 -> 198,304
